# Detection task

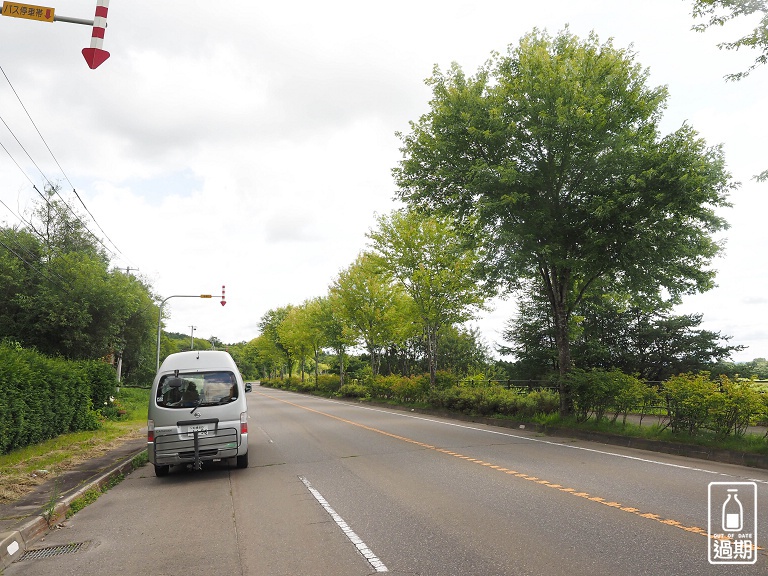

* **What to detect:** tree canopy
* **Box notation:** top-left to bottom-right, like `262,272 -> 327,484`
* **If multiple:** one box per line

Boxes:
690,0 -> 768,80
330,253 -> 410,376
394,28 -> 735,411
0,195 -> 157,384
368,209 -> 492,386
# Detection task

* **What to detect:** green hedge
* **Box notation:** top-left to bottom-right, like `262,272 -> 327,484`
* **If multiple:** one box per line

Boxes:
0,342 -> 116,454
263,371 -> 560,420
565,368 -> 767,437
664,373 -> 765,436
427,385 -> 559,418
567,368 -> 654,423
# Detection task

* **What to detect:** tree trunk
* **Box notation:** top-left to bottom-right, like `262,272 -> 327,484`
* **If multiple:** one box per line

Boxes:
314,347 -> 320,386
541,266 -> 574,415
367,341 -> 379,377
337,347 -> 346,388
554,314 -> 573,415
426,327 -> 438,388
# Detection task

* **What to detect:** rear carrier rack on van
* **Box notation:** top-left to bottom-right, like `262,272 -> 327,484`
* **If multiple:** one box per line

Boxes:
154,418 -> 239,471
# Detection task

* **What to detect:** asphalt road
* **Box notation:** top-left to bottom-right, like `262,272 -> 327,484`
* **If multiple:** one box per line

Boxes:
7,386 -> 768,575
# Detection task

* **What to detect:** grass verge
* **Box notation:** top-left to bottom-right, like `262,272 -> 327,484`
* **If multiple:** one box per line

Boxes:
0,387 -> 149,504
528,413 -> 768,455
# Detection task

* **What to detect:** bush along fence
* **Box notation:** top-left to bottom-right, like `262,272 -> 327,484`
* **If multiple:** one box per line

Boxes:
564,368 -> 767,437
265,371 -> 559,421
263,368 -> 768,440
0,340 -> 118,454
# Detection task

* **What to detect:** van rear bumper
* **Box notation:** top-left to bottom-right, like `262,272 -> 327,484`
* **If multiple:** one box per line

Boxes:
148,426 -> 247,466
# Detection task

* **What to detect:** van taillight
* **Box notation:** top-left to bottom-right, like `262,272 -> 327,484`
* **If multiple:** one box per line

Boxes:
147,420 -> 155,443
240,412 -> 248,435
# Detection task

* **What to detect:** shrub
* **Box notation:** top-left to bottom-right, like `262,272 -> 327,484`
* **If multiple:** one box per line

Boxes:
524,389 -> 560,417
316,374 -> 341,395
338,383 -> 368,398
663,373 -> 718,435
390,375 -> 429,403
708,377 -> 765,437
84,360 -> 118,409
433,370 -> 455,389
611,373 -> 653,425
568,368 -> 648,423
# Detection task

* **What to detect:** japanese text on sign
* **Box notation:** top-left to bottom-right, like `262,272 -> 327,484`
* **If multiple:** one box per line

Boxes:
1,2 -> 55,22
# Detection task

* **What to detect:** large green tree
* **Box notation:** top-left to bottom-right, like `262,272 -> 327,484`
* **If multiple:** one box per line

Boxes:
322,291 -> 358,387
368,209 -> 491,387
297,298 -> 332,386
258,307 -> 295,378
0,219 -> 156,375
277,304 -> 320,382
394,29 -> 734,412
436,325 -> 492,376
330,252 -> 410,376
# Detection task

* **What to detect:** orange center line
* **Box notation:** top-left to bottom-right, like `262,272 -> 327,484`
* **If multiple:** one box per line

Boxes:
259,392 -> 759,550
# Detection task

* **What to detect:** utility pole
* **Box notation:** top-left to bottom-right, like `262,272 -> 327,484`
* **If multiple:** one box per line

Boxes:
116,267 -> 139,276
189,326 -> 197,350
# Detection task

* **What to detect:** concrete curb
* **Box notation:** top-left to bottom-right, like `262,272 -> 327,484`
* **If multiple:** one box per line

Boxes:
0,447 -> 145,570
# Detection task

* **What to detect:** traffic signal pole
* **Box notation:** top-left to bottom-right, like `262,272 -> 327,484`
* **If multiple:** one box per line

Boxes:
155,286 -> 227,370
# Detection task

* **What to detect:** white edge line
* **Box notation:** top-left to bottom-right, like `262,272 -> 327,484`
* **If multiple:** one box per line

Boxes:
310,395 -> 768,485
299,476 -> 388,572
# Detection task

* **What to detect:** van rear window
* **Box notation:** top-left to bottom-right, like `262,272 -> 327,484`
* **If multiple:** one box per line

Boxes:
156,371 -> 238,409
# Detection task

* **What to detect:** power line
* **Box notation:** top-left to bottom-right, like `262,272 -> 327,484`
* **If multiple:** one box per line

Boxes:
0,109 -> 117,259
0,64 -> 131,263
0,138 -> 35,186
0,233 -> 71,291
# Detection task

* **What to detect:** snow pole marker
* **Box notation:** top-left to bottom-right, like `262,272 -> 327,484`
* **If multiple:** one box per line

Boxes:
82,0 -> 110,69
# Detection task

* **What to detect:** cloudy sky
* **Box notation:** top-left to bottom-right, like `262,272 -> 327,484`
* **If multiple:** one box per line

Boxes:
1,0 -> 766,362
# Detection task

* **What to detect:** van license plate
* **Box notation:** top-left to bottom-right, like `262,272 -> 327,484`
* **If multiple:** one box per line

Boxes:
185,425 -> 209,437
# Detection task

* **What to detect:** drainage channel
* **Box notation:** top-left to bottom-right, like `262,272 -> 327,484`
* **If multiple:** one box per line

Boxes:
17,541 -> 90,562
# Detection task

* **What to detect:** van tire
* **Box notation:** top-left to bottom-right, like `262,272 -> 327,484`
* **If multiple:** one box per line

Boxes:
236,452 -> 249,469
154,464 -> 170,477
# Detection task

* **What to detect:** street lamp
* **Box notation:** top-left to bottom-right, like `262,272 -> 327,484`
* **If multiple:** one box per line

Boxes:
189,325 -> 197,350
155,286 -> 226,370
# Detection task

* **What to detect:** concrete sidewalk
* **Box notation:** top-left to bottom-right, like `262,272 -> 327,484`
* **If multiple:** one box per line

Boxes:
0,436 -> 146,570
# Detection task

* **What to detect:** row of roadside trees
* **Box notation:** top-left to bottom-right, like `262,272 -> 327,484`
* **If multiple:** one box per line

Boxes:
3,21 -> 766,425
238,27 -> 753,416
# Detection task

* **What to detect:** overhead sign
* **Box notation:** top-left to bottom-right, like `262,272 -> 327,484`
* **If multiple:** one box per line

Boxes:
1,2 -> 54,22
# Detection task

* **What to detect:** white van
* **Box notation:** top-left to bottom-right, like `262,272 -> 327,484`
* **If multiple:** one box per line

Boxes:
147,350 -> 249,476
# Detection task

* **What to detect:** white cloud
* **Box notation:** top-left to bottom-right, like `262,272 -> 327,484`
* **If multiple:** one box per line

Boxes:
1,0 -> 766,361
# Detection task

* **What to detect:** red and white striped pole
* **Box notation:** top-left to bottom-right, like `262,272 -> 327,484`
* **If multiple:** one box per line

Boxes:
82,0 -> 110,69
